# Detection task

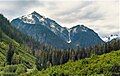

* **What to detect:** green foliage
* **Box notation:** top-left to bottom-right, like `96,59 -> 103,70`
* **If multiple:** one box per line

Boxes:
0,33 -> 36,66
0,72 -> 17,76
0,38 -> 36,75
0,67 -> 4,71
0,64 -> 27,75
0,14 -> 36,75
15,64 -> 27,75
32,50 -> 120,76
3,65 -> 17,73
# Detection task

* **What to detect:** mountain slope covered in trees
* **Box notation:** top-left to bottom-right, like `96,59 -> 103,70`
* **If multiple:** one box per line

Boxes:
26,50 -> 120,76
0,14 -> 36,75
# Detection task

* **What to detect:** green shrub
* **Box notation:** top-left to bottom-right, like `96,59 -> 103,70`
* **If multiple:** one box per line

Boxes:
3,65 -> 17,72
16,64 -> 27,75
3,64 -> 27,75
0,72 -> 17,76
0,67 -> 4,71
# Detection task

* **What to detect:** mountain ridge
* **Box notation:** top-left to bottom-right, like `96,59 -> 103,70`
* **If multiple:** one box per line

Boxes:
11,11 -> 104,49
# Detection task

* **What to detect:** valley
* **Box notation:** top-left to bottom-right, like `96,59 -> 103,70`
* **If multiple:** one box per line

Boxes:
0,11 -> 120,76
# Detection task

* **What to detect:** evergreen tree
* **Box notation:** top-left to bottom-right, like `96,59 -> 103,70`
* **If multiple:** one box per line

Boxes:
60,54 -> 64,64
52,51 -> 57,65
6,43 -> 15,65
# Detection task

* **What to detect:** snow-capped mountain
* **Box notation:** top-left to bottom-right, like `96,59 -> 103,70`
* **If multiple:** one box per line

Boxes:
69,25 -> 104,48
11,11 -> 104,49
102,34 -> 120,42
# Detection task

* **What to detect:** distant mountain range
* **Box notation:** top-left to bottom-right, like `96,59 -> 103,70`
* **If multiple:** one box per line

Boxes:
102,34 -> 120,42
11,11 -> 104,49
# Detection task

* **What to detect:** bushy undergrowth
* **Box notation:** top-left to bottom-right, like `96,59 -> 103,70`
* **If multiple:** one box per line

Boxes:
27,50 -> 120,76
0,64 -> 27,76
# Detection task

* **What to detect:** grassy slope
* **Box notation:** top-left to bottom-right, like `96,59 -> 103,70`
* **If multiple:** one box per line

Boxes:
25,50 -> 120,76
0,29 -> 36,75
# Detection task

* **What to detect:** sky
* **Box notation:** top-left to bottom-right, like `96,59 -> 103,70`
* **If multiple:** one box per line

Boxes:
0,0 -> 119,37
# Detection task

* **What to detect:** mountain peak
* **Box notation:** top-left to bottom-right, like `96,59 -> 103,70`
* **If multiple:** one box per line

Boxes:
31,11 -> 39,15
18,11 -> 46,24
71,24 -> 85,29
31,11 -> 43,18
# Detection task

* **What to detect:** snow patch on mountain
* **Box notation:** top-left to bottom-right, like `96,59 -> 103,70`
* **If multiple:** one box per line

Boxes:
60,28 -> 64,33
50,25 -> 57,33
102,35 -> 120,42
40,18 -> 45,22
82,29 -> 87,32
20,11 -> 46,25
67,40 -> 71,43
72,27 -> 77,33
20,14 -> 35,24
50,24 -> 55,28
67,29 -> 71,43
102,37 -> 109,42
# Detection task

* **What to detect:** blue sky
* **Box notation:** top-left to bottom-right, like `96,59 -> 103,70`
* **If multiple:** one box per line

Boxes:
0,0 -> 119,37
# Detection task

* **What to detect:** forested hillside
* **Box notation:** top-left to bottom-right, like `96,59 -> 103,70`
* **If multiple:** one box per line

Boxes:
0,14 -> 37,75
25,50 -> 120,76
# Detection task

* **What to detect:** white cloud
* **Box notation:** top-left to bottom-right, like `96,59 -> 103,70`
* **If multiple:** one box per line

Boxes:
0,0 -> 119,37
